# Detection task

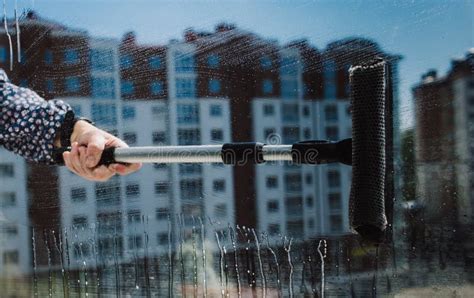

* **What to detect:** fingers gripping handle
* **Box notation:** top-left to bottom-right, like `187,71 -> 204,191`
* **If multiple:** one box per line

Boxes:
53,147 -> 117,166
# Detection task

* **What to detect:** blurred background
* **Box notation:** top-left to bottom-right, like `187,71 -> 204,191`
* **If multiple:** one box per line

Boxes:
0,0 -> 472,296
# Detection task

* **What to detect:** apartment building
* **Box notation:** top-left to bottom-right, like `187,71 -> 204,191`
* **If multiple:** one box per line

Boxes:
414,49 -> 474,227
0,149 -> 30,276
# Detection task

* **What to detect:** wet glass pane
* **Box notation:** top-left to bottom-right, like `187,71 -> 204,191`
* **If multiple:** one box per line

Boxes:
0,1 -> 472,297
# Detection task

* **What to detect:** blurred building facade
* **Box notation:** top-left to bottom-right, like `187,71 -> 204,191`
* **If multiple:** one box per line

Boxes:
413,50 -> 474,226
413,49 -> 474,276
0,12 -> 400,273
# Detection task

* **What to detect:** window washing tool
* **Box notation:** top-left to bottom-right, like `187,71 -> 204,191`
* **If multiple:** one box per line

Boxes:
56,58 -> 390,243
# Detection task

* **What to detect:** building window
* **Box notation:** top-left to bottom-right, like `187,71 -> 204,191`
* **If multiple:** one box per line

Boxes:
305,174 -> 313,185
180,179 -> 203,200
302,106 -> 310,117
152,131 -> 166,144
1,224 -> 18,237
0,46 -> 7,63
90,48 -> 114,72
262,79 -> 273,95
281,79 -> 298,98
44,50 -> 53,65
156,207 -> 169,220
268,224 -> 280,236
152,106 -> 167,117
120,54 -> 133,69
92,77 -> 115,98
304,83 -> 313,97
306,196 -> 314,208
64,49 -> 79,64
330,214 -> 343,233
267,200 -> 279,213
266,176 -> 278,188
282,127 -> 300,144
210,104 -> 222,117
308,218 -> 315,229
122,105 -> 136,120
127,210 -> 141,224
326,126 -> 339,141
328,170 -> 341,188
213,179 -> 226,192
0,192 -> 16,207
261,55 -> 272,69
3,251 -> 19,265
73,243 -> 90,258
176,78 -> 196,98
121,80 -> 134,96
287,220 -> 304,237
285,173 -> 302,193
126,183 -> 140,198
304,128 -> 311,139
149,56 -> 162,69
178,129 -> 200,145
0,164 -> 14,177
323,59 -> 337,98
179,164 -> 202,175
129,235 -> 143,250
209,79 -> 221,94
286,197 -> 303,216
154,182 -> 169,195
328,193 -> 342,210
174,51 -> 195,72
72,216 -> 88,229
71,187 -> 87,203
263,104 -> 275,116
95,178 -> 121,208
282,104 -> 299,122
325,105 -> 338,121
65,77 -> 81,93
151,81 -> 164,96
264,128 -> 276,139
214,204 -> 227,218
122,132 -> 137,145
153,163 -> 168,170
177,104 -> 199,124
157,233 -> 168,245
211,129 -> 224,142
92,103 -> 117,126
207,54 -> 220,68
281,57 -> 298,75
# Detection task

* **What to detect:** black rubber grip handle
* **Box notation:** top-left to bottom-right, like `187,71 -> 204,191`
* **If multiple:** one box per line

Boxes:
221,142 -> 265,165
291,138 -> 352,165
98,147 -> 117,166
53,147 -> 117,166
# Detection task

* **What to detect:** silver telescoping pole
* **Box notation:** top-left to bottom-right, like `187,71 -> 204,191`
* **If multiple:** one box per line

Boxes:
110,144 -> 294,164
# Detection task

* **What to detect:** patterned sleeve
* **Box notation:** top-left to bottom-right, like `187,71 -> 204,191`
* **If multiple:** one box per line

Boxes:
0,69 -> 72,164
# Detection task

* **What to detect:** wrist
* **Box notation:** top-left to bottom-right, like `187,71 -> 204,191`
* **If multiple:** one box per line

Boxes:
56,110 -> 95,148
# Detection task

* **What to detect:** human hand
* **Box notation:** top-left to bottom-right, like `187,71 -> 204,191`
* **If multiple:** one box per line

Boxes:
62,120 -> 142,181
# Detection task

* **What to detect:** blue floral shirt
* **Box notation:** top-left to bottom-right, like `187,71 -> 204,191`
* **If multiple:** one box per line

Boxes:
0,69 -> 71,164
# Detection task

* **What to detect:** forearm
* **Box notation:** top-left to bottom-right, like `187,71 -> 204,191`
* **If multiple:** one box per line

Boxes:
0,75 -> 72,164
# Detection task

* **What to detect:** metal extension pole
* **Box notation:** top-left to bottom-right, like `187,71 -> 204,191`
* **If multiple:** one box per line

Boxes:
90,139 -> 352,166
110,144 -> 294,164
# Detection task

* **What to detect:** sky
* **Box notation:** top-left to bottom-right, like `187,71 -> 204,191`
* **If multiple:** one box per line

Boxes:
13,0 -> 474,129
